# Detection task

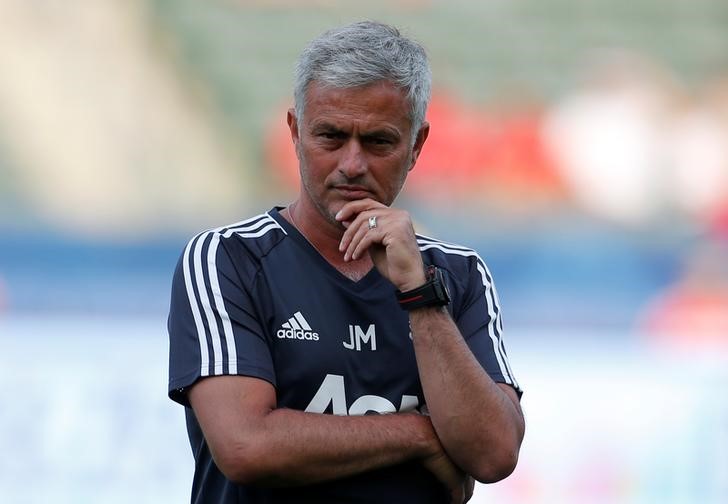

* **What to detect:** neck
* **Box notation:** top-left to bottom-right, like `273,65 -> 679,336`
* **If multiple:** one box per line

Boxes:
284,201 -> 373,281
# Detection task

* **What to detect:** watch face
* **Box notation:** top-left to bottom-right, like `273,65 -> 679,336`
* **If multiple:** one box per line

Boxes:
437,278 -> 450,303
429,267 -> 450,305
438,268 -> 451,303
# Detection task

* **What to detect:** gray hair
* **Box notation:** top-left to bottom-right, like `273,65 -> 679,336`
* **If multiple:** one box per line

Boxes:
293,21 -> 432,139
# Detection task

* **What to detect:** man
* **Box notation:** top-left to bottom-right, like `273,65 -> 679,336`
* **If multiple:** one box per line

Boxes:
168,21 -> 524,504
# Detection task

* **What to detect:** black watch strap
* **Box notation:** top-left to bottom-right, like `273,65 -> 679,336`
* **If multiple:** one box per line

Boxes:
396,265 -> 451,311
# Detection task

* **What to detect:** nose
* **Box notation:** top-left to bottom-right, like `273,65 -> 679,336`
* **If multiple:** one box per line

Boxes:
337,139 -> 368,178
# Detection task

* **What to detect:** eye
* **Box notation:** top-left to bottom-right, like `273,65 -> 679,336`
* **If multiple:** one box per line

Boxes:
319,131 -> 345,140
365,135 -> 393,146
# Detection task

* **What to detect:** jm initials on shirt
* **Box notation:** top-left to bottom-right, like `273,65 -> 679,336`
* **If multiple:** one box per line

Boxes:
344,324 -> 376,351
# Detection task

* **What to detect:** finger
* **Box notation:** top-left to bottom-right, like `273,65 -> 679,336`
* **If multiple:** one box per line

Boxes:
338,206 -> 369,252
339,210 -> 371,254
349,225 -> 384,261
335,198 -> 384,223
343,213 -> 381,261
339,208 -> 380,255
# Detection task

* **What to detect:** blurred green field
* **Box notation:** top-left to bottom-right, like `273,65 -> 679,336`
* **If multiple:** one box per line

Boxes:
147,0 -> 728,173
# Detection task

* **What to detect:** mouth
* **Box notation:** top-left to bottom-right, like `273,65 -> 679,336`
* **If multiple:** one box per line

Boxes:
332,185 -> 373,200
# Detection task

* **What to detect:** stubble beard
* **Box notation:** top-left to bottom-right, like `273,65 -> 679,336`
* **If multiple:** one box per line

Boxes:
296,146 -> 413,227
298,163 -> 344,230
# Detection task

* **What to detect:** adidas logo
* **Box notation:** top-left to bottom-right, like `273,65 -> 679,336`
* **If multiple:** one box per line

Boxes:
277,311 -> 320,341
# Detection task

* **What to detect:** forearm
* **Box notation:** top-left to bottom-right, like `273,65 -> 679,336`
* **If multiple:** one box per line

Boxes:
213,408 -> 437,486
409,306 -> 524,482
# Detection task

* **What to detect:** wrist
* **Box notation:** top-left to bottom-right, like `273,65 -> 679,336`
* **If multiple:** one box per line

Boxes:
396,265 -> 451,311
407,413 -> 440,459
396,272 -> 427,293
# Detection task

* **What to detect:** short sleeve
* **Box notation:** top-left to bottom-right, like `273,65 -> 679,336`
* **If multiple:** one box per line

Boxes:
167,231 -> 276,406
455,255 -> 522,396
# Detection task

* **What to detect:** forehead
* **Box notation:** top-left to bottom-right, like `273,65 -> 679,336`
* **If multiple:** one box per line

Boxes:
303,80 -> 412,131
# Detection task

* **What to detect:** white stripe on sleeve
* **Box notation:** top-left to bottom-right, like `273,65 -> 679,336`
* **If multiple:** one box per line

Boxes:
476,261 -> 513,386
193,232 -> 224,375
417,241 -> 515,385
182,233 -> 210,377
180,213 -> 285,379
206,233 -> 238,375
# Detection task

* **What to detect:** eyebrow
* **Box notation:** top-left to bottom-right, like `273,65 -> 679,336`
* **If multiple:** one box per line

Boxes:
362,130 -> 400,141
311,122 -> 400,139
311,122 -> 344,133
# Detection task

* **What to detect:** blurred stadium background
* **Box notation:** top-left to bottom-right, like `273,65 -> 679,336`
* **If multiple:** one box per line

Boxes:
1,0 -> 727,502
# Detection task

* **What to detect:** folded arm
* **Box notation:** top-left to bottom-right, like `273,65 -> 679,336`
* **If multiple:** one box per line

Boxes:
188,375 -> 460,488
336,199 -> 525,483
409,306 -> 524,483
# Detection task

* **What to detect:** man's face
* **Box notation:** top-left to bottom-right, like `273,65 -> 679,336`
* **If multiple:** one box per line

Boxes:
288,80 -> 429,225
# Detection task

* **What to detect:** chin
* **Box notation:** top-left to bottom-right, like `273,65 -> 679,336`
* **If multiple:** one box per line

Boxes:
315,202 -> 342,226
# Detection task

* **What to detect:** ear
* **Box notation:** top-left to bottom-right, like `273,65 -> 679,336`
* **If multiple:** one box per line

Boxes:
287,108 -> 300,157
408,121 -> 430,171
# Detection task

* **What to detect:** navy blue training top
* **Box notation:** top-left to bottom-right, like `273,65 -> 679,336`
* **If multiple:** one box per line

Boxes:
168,207 -> 521,503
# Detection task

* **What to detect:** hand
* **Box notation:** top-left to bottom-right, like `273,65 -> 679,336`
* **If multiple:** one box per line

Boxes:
422,449 -> 474,504
335,198 -> 425,291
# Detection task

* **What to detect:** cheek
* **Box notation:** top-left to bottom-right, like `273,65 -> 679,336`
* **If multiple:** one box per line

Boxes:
385,154 -> 411,183
301,144 -> 333,167
299,152 -> 334,187
372,165 -> 409,202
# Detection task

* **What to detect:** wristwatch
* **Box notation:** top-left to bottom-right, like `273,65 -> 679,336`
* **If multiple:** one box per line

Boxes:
395,265 -> 451,311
